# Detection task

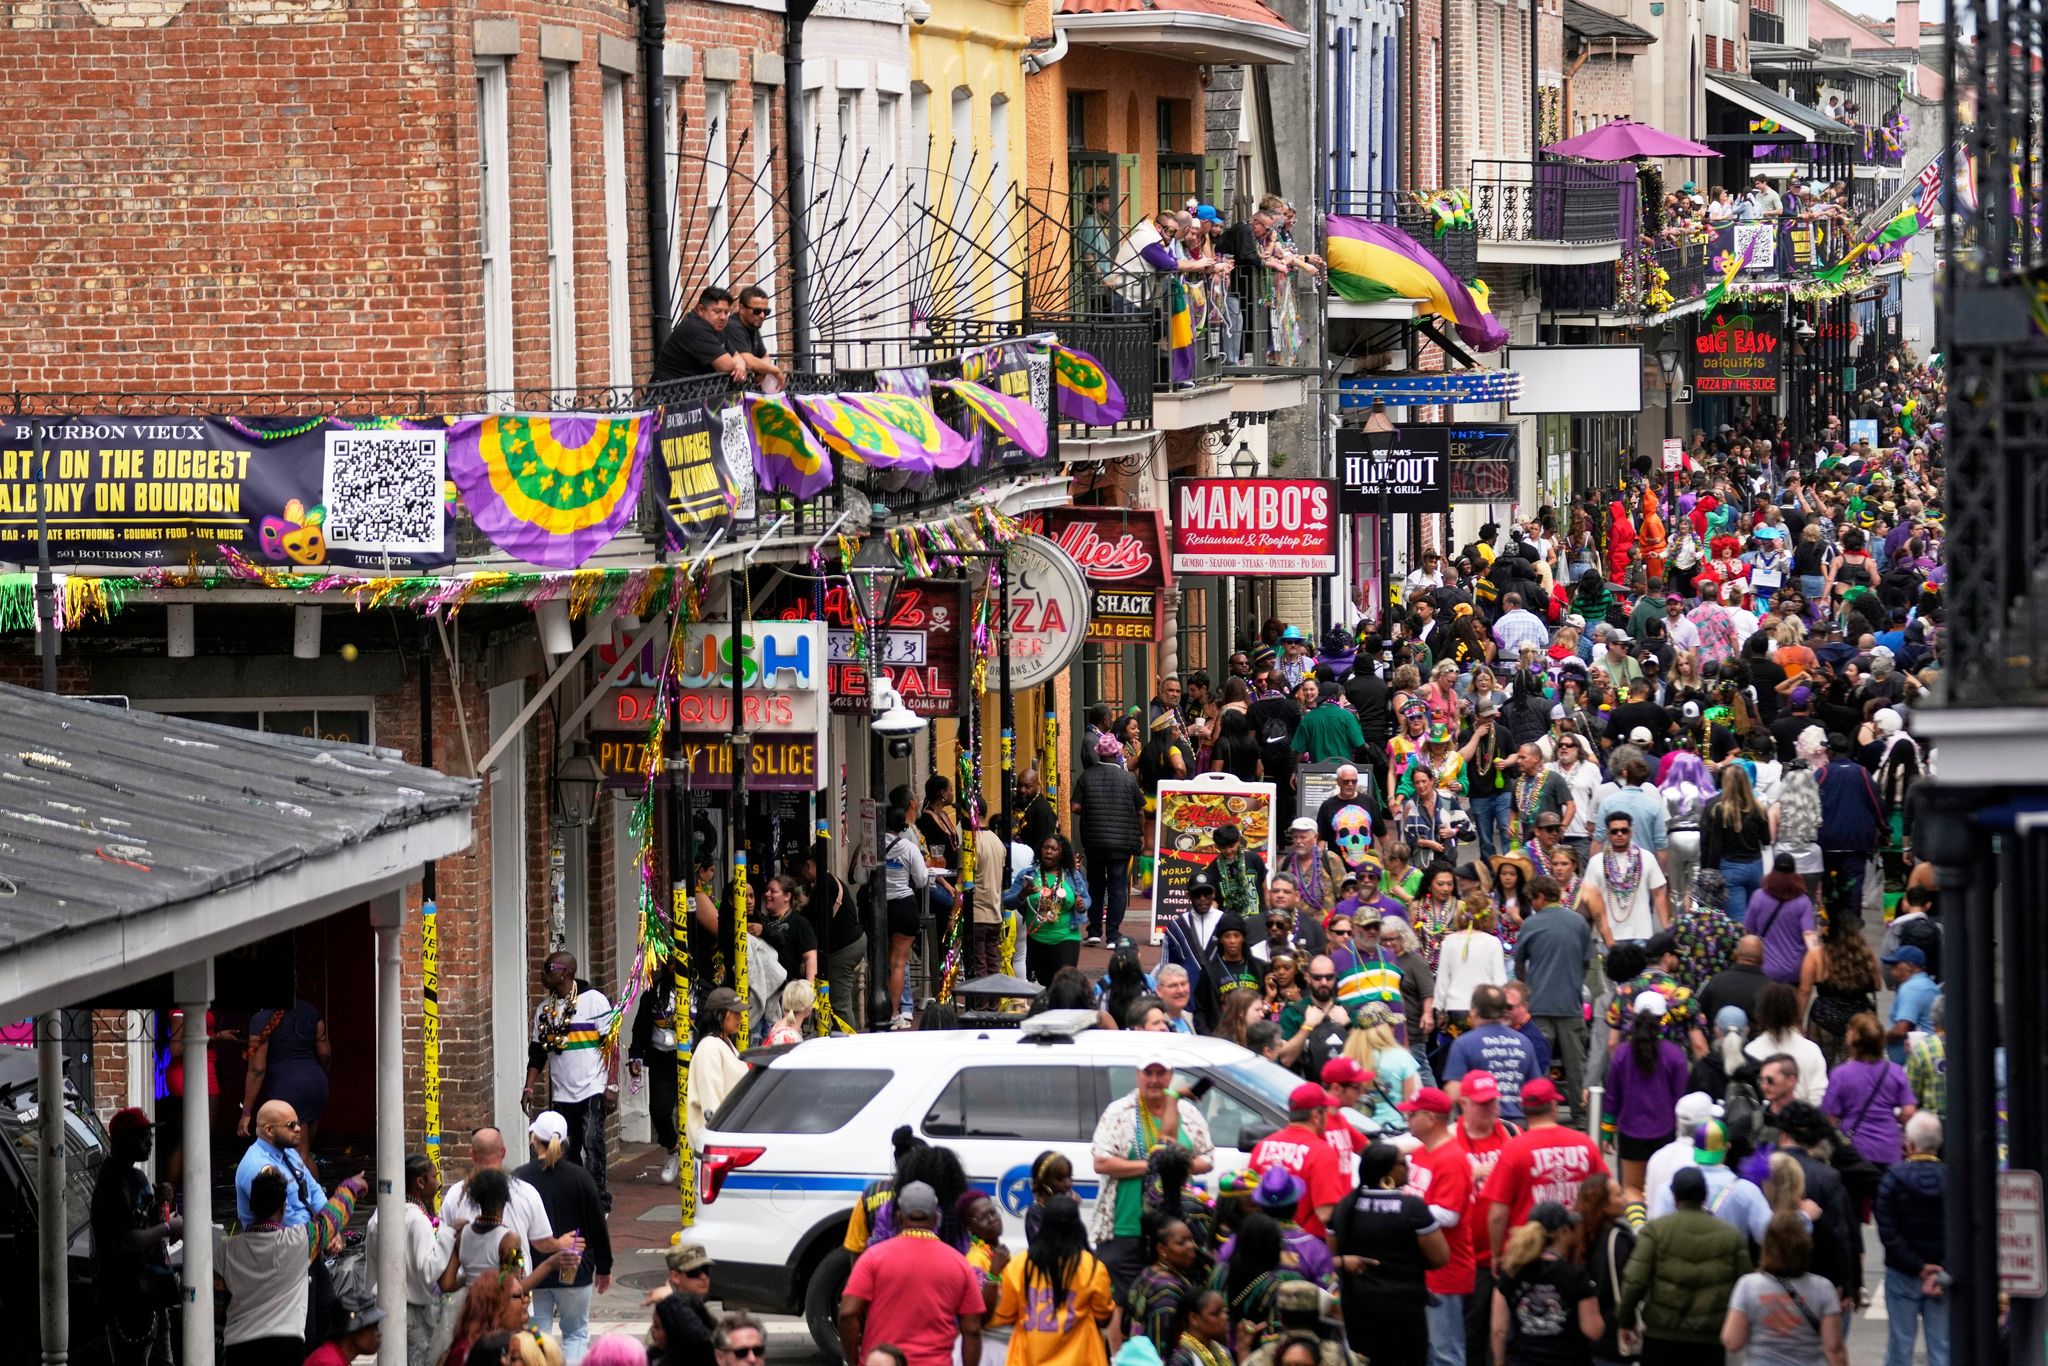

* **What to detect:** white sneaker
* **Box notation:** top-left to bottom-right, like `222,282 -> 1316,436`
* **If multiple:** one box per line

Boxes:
891,1012 -> 914,1030
1085,934 -> 1104,948
660,1151 -> 680,1185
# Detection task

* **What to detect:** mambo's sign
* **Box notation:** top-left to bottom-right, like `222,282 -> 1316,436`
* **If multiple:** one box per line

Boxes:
593,732 -> 823,791
602,620 -> 827,735
1168,478 -> 1337,575
1693,311 -> 1783,395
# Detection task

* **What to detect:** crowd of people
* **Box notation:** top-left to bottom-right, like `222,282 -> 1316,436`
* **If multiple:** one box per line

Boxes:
804,356 -> 1951,1364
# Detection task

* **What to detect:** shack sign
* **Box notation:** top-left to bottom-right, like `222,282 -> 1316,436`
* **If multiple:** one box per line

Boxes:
1036,507 -> 1171,642
1693,309 -> 1782,395
1170,478 -> 1338,576
1337,427 -> 1451,515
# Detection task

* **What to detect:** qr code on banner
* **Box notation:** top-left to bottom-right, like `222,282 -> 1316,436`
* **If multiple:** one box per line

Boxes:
322,430 -> 447,555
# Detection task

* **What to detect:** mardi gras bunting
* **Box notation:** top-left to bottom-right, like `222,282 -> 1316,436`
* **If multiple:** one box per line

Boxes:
444,413 -> 651,568
935,378 -> 1050,460
848,391 -> 973,470
794,393 -> 931,473
1050,344 -> 1129,425
744,393 -> 834,498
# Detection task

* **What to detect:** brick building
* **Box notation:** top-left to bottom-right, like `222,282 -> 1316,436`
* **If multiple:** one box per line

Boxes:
0,0 -> 797,1152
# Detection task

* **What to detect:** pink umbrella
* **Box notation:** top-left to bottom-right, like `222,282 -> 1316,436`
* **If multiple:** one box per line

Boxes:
1544,118 -> 1719,160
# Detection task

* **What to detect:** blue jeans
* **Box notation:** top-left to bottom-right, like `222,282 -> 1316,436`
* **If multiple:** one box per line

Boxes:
1410,1042 -> 1438,1090
1424,1292 -> 1466,1366
1085,848 -> 1131,942
531,1284 -> 592,1365
1721,856 -> 1764,918
1886,1266 -> 1949,1366
1469,793 -> 1511,861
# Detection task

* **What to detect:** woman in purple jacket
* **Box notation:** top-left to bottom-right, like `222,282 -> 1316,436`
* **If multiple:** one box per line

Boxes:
1604,992 -> 1694,1191
1746,852 -> 1817,984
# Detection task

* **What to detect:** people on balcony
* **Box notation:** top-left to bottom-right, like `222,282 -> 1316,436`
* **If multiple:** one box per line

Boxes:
651,284 -> 785,392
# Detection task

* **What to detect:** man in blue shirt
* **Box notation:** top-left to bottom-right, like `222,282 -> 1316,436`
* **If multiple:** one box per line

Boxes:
234,1100 -> 327,1227
1884,945 -> 1941,1064
1442,984 -> 1543,1122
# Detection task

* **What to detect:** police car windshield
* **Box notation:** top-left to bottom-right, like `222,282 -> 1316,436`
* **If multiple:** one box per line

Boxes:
1208,1057 -> 1311,1114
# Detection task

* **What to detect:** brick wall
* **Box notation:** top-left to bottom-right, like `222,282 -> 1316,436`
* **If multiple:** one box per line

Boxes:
1567,52 -> 1639,133
0,0 -> 787,396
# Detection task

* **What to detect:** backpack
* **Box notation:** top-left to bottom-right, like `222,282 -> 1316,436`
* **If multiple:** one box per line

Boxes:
1897,915 -> 1942,982
1720,1076 -> 1764,1153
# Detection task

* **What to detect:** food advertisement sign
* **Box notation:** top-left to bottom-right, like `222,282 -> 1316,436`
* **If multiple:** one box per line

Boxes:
1169,478 -> 1338,576
1148,777 -> 1278,943
1693,310 -> 1783,395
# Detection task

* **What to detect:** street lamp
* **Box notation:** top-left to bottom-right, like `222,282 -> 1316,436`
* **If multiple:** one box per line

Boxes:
1656,333 -> 1682,502
847,527 -> 906,1028
552,741 -> 605,828
1792,316 -> 1816,457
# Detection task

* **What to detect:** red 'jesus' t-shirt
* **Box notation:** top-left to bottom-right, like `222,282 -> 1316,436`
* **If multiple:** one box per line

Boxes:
1452,1121 -> 1512,1266
1479,1125 -> 1608,1232
1405,1139 -> 1475,1295
1248,1123 -> 1349,1238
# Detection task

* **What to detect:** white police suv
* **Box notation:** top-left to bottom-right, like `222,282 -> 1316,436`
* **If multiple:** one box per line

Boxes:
694,1013 -> 1338,1356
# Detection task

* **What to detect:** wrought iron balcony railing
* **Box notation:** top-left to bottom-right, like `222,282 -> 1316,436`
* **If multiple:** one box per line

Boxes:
1471,160 -> 1634,248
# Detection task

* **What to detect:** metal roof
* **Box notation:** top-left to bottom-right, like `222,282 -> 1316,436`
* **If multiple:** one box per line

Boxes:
1564,1 -> 1656,44
1706,75 -> 1857,143
0,686 -> 477,956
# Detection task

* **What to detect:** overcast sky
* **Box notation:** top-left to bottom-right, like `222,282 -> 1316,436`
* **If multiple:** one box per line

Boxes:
1826,0 -> 1948,28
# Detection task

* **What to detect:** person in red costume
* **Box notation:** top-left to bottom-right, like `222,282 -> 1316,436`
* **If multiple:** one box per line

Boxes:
1606,501 -> 1636,581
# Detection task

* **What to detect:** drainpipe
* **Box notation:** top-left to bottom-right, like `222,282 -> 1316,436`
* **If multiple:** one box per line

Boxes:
640,0 -> 674,352
1440,0 -> 1452,185
785,0 -> 821,362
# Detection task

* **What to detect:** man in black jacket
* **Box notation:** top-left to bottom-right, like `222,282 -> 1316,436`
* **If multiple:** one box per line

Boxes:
1072,731 -> 1146,945
1773,1102 -> 1866,1308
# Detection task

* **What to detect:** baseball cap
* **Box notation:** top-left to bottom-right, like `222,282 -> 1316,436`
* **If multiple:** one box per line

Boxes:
895,1181 -> 940,1218
1609,631 -> 1632,645
1138,1048 -> 1176,1073
108,1107 -> 152,1138
1522,1077 -> 1563,1108
1188,873 -> 1217,896
341,1303 -> 387,1335
1693,1119 -> 1731,1165
1288,1082 -> 1334,1112
1634,990 -> 1669,1019
667,1242 -> 715,1274
1534,811 -> 1564,829
1644,929 -> 1679,959
1194,203 -> 1222,222
528,1110 -> 570,1145
1881,944 -> 1927,967
1671,1167 -> 1709,1204
1289,816 -> 1319,834
1477,697 -> 1501,717
1790,684 -> 1814,706
1675,1092 -> 1724,1129
1397,1086 -> 1454,1116
1459,1070 -> 1501,1103
704,986 -> 743,1016
1321,1057 -> 1371,1087
1628,726 -> 1653,745
1682,700 -> 1702,721
1528,1201 -> 1580,1233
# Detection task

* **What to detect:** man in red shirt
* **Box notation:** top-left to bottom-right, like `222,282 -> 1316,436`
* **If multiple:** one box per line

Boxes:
1319,1057 -> 1374,1185
304,1304 -> 383,1366
1480,1078 -> 1609,1264
1452,1069 -> 1516,1364
1247,1083 -> 1350,1237
839,1181 -> 987,1366
1399,1087 -> 1474,1363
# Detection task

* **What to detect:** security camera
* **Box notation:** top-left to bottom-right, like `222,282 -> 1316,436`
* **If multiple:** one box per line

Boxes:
906,0 -> 932,23
886,733 -> 917,760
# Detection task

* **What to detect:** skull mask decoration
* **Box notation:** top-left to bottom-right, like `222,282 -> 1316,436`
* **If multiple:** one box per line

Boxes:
1332,805 -> 1375,871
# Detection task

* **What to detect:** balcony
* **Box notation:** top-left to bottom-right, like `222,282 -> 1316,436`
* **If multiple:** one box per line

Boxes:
1538,218 -> 1855,323
1029,270 -> 1235,434
1470,160 -> 1634,265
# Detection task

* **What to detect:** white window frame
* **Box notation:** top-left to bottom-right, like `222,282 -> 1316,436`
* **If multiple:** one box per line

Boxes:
603,75 -> 634,389
665,77 -> 685,314
948,88 -> 974,316
751,91 -> 779,351
136,697 -> 379,745
876,93 -> 901,330
476,60 -> 514,398
703,83 -> 733,297
543,66 -> 578,391
988,94 -> 1014,320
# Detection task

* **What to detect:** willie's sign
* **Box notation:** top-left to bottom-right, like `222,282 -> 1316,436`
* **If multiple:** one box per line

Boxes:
1036,507 -> 1171,641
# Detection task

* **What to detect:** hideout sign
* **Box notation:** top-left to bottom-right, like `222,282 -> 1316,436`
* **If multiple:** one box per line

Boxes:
1337,427 -> 1452,514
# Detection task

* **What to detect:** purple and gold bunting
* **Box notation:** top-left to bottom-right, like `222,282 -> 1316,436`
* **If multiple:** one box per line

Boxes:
848,391 -> 972,471
794,394 -> 932,473
744,394 -> 834,498
444,412 -> 650,568
935,378 -> 1049,460
1050,344 -> 1128,425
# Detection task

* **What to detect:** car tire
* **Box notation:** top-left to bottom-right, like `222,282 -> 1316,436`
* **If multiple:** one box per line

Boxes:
805,1246 -> 854,1362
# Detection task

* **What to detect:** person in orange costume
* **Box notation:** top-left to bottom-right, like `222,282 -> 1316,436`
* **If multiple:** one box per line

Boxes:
1638,491 -> 1668,581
